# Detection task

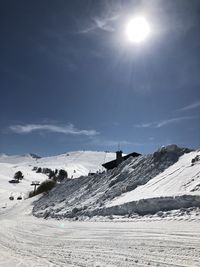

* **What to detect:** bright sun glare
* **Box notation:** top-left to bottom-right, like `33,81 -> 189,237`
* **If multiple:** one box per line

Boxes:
126,16 -> 150,43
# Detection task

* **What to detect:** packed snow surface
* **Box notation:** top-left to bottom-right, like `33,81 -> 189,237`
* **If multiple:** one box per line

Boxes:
0,198 -> 200,267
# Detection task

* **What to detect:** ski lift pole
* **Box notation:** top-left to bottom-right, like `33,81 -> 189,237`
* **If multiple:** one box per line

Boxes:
31,181 -> 40,194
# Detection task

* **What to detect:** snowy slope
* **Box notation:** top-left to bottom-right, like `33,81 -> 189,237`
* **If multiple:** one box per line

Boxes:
33,145 -> 200,219
0,151 -> 115,178
107,150 -> 200,207
0,151 -> 116,208
0,162 -> 47,208
34,151 -> 115,178
0,153 -> 40,164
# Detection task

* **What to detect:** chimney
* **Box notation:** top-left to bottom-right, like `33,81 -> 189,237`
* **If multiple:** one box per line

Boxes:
116,150 -> 123,165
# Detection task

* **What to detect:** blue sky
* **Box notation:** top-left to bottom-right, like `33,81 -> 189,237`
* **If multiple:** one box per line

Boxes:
0,0 -> 200,156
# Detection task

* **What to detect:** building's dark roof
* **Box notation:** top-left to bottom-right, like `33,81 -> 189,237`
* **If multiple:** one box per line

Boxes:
123,152 -> 141,161
102,152 -> 141,170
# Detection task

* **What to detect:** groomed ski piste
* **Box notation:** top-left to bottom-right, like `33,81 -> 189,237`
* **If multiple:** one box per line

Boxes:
0,146 -> 200,266
1,199 -> 200,267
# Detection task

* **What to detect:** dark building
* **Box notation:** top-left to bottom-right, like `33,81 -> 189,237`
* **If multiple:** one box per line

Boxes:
102,150 -> 141,170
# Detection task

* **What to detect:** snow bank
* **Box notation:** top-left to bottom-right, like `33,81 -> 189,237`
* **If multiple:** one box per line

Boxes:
88,195 -> 200,217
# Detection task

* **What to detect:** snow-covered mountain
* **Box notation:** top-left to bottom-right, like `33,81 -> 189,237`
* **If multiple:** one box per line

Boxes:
32,145 -> 200,219
0,151 -> 116,208
0,151 -> 115,176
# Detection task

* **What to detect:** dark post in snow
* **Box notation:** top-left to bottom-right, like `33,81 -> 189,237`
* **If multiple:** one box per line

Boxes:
31,181 -> 40,194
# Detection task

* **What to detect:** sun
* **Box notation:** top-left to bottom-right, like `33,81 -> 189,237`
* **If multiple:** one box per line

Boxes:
126,16 -> 150,43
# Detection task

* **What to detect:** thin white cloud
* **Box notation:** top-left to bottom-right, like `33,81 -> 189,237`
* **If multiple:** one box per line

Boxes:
93,17 -> 115,32
9,124 -> 99,136
135,122 -> 154,128
135,116 -> 195,128
155,117 -> 193,128
178,101 -> 200,112
77,15 -> 119,34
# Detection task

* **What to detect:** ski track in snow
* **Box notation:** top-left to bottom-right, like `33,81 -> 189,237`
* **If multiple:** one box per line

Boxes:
0,200 -> 200,267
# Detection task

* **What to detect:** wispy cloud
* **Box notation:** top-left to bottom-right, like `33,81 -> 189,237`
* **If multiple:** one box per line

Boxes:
134,116 -> 195,128
9,124 -> 99,136
77,15 -> 119,34
155,117 -> 194,128
135,122 -> 154,128
178,101 -> 200,112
